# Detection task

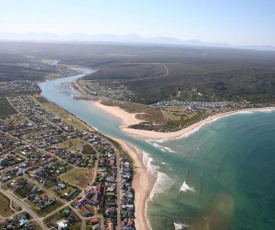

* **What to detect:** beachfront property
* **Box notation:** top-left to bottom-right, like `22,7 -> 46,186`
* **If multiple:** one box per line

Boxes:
0,95 -> 136,229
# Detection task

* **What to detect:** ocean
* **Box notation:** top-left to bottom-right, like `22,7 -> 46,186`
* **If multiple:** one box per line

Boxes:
39,69 -> 275,230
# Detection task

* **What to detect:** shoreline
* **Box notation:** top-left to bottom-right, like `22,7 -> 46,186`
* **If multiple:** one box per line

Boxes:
93,100 -> 275,230
94,101 -> 275,140
112,138 -> 154,230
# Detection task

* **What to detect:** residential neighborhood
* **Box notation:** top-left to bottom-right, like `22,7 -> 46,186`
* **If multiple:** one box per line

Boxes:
0,95 -> 136,230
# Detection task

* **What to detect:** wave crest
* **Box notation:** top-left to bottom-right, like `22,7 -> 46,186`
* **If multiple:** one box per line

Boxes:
150,172 -> 175,200
180,181 -> 196,192
174,222 -> 189,229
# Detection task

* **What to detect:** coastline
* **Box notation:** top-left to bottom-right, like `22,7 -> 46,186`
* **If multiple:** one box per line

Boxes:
112,138 -> 154,230
94,101 -> 275,140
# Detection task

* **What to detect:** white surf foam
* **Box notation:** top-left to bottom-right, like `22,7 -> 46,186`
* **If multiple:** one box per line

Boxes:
141,150 -> 159,173
180,181 -> 196,192
146,139 -> 176,153
155,138 -> 170,143
164,146 -> 176,153
174,222 -> 189,230
236,111 -> 254,114
150,172 -> 175,200
255,109 -> 275,113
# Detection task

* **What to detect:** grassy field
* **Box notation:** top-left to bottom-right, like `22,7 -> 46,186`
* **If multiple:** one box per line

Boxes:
162,107 -> 199,121
0,192 -> 14,217
61,168 -> 94,188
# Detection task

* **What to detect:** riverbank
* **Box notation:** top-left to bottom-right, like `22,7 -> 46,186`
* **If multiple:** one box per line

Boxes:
94,101 -> 275,139
113,138 -> 154,230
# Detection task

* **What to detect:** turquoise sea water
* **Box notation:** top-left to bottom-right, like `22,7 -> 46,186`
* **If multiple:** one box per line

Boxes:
39,69 -> 275,230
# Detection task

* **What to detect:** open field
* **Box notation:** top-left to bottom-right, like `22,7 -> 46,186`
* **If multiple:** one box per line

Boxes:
0,192 -> 14,217
162,106 -> 200,121
61,168 -> 94,188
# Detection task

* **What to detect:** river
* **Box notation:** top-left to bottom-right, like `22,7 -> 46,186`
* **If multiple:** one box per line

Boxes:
39,67 -> 275,230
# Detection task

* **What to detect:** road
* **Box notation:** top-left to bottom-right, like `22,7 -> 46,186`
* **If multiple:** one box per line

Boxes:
0,187 -> 48,230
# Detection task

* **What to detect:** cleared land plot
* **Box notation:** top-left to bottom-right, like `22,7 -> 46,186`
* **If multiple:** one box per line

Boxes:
59,139 -> 86,152
0,192 -> 14,217
61,168 -> 94,188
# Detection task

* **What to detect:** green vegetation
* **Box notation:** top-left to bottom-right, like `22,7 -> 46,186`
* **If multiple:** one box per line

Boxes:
0,192 -> 14,217
168,111 -> 205,126
0,97 -> 17,116
0,63 -> 50,82
83,63 -> 166,81
1,42 -> 275,106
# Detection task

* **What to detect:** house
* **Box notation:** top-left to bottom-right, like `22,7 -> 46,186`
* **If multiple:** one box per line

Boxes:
81,205 -> 93,216
90,218 -> 99,225
57,219 -> 68,230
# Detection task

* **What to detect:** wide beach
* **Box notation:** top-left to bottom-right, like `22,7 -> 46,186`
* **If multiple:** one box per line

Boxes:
94,101 -> 275,229
95,101 -> 275,140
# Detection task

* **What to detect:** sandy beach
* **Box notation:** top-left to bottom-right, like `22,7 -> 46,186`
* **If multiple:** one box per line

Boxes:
112,138 -> 154,230
93,101 -> 275,230
95,101 -> 275,140
95,101 -> 144,127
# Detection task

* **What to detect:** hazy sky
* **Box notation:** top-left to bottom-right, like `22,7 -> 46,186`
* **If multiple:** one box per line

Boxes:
1,0 -> 275,46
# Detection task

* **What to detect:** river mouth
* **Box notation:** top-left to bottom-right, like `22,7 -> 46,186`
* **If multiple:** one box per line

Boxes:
39,67 -> 275,230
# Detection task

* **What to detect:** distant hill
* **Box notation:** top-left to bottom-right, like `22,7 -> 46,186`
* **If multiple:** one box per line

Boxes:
0,32 -> 275,51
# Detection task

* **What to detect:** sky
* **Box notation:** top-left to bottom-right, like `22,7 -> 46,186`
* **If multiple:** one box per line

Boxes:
0,0 -> 275,46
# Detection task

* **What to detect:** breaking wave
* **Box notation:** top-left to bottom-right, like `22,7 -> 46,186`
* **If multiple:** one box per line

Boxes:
180,181 -> 196,192
139,149 -> 159,173
150,172 -> 175,200
146,140 -> 176,153
174,222 -> 189,230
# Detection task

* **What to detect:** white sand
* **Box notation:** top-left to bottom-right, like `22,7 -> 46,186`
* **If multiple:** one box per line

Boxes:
94,101 -> 275,140
92,101 -> 275,230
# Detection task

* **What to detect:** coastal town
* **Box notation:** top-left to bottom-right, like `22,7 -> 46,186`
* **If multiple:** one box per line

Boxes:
0,95 -> 136,230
